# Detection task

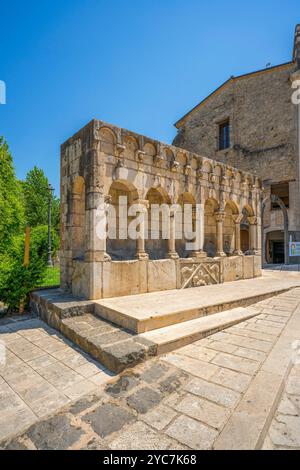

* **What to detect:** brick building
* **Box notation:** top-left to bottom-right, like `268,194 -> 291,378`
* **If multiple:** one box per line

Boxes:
174,25 -> 300,265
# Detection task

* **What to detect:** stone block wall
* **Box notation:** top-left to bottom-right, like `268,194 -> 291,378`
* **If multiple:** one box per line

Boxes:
174,61 -> 300,264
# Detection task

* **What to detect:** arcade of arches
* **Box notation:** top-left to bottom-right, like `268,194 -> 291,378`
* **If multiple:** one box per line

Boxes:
60,120 -> 262,300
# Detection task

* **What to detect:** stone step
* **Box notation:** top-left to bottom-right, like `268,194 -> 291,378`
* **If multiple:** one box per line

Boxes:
140,306 -> 260,355
57,306 -> 260,373
94,274 -> 300,333
59,313 -> 157,374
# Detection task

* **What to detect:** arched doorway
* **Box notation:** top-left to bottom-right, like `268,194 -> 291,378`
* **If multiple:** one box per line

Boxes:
262,194 -> 289,265
240,205 -> 255,254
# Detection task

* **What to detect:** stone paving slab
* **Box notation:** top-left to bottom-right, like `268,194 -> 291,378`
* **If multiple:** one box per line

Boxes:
1,284 -> 300,449
0,314 -> 114,442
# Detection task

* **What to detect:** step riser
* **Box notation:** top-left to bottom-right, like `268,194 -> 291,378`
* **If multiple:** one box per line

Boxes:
58,310 -> 259,373
153,312 -> 259,355
95,288 -> 290,333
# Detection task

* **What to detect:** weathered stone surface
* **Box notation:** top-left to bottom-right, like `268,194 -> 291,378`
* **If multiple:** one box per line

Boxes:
212,352 -> 259,375
184,377 -> 241,408
141,404 -> 177,431
83,403 -> 135,438
139,362 -> 169,384
126,387 -> 163,414
147,260 -> 177,292
173,49 -> 300,266
158,371 -> 189,395
26,415 -> 83,450
175,394 -> 230,430
104,373 -> 140,398
109,421 -> 182,450
166,415 -> 218,450
211,368 -> 252,393
269,415 -> 300,448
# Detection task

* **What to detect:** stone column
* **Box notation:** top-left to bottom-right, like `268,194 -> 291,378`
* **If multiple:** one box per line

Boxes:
167,209 -> 179,259
135,200 -> 149,260
85,192 -> 111,262
248,216 -> 259,255
215,212 -> 226,257
233,214 -> 243,255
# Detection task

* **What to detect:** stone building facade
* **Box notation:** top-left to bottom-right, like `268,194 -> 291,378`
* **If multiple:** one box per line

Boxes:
174,25 -> 300,265
60,120 -> 261,300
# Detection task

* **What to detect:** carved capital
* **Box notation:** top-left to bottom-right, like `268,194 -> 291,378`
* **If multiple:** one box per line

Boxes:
171,160 -> 180,172
136,149 -> 146,161
184,164 -> 192,176
215,212 -> 226,223
154,154 -> 164,165
232,213 -> 243,224
134,199 -> 150,210
248,216 -> 257,225
116,143 -> 126,158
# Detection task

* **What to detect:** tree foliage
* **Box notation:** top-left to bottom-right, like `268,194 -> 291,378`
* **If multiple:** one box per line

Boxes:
22,165 -> 60,232
0,137 -> 24,250
0,226 -> 60,312
0,138 -> 61,312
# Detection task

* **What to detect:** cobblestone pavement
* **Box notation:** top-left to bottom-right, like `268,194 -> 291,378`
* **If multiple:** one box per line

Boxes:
1,288 -> 300,450
0,315 -> 113,441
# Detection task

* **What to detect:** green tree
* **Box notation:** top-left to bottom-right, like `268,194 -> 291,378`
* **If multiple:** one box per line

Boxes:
0,228 -> 48,312
0,137 -> 25,251
22,166 -> 60,232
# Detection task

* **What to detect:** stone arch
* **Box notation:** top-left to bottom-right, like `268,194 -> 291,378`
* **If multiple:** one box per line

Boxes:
204,198 -> 219,257
99,126 -> 117,154
262,194 -> 289,265
176,192 -> 197,258
202,160 -> 213,175
176,151 -> 187,168
71,176 -> 86,260
107,180 -> 139,260
240,204 -> 254,253
124,135 -> 139,160
145,187 -> 171,259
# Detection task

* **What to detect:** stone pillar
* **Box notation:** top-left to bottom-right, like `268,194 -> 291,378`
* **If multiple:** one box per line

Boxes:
233,214 -> 243,255
85,192 -> 111,262
135,200 -> 149,260
167,210 -> 179,259
215,212 -> 226,257
248,216 -> 259,255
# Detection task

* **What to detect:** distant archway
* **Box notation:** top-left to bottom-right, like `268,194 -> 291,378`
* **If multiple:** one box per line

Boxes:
262,194 -> 289,265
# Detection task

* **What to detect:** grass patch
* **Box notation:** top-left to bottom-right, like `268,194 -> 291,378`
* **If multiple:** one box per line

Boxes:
38,266 -> 60,287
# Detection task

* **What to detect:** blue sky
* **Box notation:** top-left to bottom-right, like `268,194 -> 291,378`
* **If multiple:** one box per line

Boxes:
0,0 -> 299,195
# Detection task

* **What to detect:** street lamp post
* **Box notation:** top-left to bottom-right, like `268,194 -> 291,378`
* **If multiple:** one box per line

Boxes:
47,184 -> 54,267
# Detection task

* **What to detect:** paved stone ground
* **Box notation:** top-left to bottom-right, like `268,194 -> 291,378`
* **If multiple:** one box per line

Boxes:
263,362 -> 300,449
1,287 -> 300,450
0,315 -> 114,442
264,264 -> 300,272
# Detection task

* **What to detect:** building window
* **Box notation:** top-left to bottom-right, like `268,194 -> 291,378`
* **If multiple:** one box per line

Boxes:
218,120 -> 230,150
271,182 -> 289,210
